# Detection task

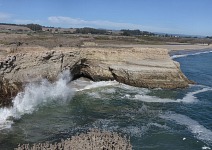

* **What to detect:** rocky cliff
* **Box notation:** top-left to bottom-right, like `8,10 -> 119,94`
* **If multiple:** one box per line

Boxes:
0,46 -> 191,106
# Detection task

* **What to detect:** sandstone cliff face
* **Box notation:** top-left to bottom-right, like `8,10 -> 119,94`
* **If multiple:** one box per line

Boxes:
0,46 -> 191,105
79,47 -> 191,89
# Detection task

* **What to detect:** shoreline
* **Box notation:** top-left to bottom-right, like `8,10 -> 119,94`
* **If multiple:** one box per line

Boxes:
147,44 -> 212,52
169,48 -> 212,57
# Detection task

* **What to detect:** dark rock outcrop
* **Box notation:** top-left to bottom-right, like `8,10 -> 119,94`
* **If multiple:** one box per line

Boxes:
0,77 -> 22,106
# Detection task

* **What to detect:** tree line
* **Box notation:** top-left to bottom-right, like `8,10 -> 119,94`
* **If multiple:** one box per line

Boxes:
75,27 -> 107,34
121,29 -> 155,36
25,24 -> 42,31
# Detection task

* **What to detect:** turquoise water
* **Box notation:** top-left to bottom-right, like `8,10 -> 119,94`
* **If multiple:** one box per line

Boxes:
0,51 -> 212,150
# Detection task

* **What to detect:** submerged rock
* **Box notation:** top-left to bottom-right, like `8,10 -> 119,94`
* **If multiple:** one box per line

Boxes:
15,129 -> 132,150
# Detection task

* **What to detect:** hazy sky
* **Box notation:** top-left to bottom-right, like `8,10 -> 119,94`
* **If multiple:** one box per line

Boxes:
0,0 -> 211,36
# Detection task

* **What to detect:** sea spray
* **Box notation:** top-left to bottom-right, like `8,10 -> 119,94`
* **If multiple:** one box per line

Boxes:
0,70 -> 74,130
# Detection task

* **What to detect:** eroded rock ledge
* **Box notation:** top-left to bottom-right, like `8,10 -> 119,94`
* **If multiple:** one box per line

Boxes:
0,46 -> 191,105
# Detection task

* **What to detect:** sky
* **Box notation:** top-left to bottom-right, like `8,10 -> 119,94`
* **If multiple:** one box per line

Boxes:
0,0 -> 211,36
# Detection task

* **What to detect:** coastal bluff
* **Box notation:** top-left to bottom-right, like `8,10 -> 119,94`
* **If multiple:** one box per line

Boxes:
0,46 -> 191,105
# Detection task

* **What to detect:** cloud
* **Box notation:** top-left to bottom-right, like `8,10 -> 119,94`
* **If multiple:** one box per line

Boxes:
48,16 -> 86,25
14,19 -> 41,24
0,12 -> 11,22
48,16 -> 145,30
47,16 -> 177,33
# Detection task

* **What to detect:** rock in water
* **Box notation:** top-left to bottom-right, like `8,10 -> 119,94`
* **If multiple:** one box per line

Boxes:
15,129 -> 132,150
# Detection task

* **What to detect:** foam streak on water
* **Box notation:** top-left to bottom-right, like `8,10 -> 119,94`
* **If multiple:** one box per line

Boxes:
134,87 -> 212,103
171,50 -> 212,59
0,71 -> 74,130
160,112 -> 212,145
73,79 -> 212,104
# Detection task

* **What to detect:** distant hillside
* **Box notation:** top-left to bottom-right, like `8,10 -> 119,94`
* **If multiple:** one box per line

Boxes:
0,23 -> 30,31
0,24 -> 31,31
0,23 -> 42,32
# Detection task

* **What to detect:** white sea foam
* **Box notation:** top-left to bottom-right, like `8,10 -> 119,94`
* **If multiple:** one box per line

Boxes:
160,112 -> 212,145
133,87 -> 212,103
72,78 -> 212,105
179,87 -> 212,103
76,80 -> 119,91
88,92 -> 101,99
148,123 -> 170,130
202,146 -> 211,150
134,94 -> 174,103
121,123 -> 169,137
92,119 -> 119,131
87,88 -> 116,99
119,83 -> 150,94
101,88 -> 116,94
0,70 -> 74,130
74,79 -> 211,104
171,50 -> 212,59
171,54 -> 188,59
121,126 -> 148,137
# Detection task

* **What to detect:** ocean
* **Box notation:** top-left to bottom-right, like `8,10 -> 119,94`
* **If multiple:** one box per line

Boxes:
0,50 -> 212,150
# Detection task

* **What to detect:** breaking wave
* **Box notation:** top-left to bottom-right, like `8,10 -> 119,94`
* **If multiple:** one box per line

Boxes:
0,71 -> 74,130
72,79 -> 212,104
171,50 -> 212,59
77,80 -> 119,91
160,112 -> 212,145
